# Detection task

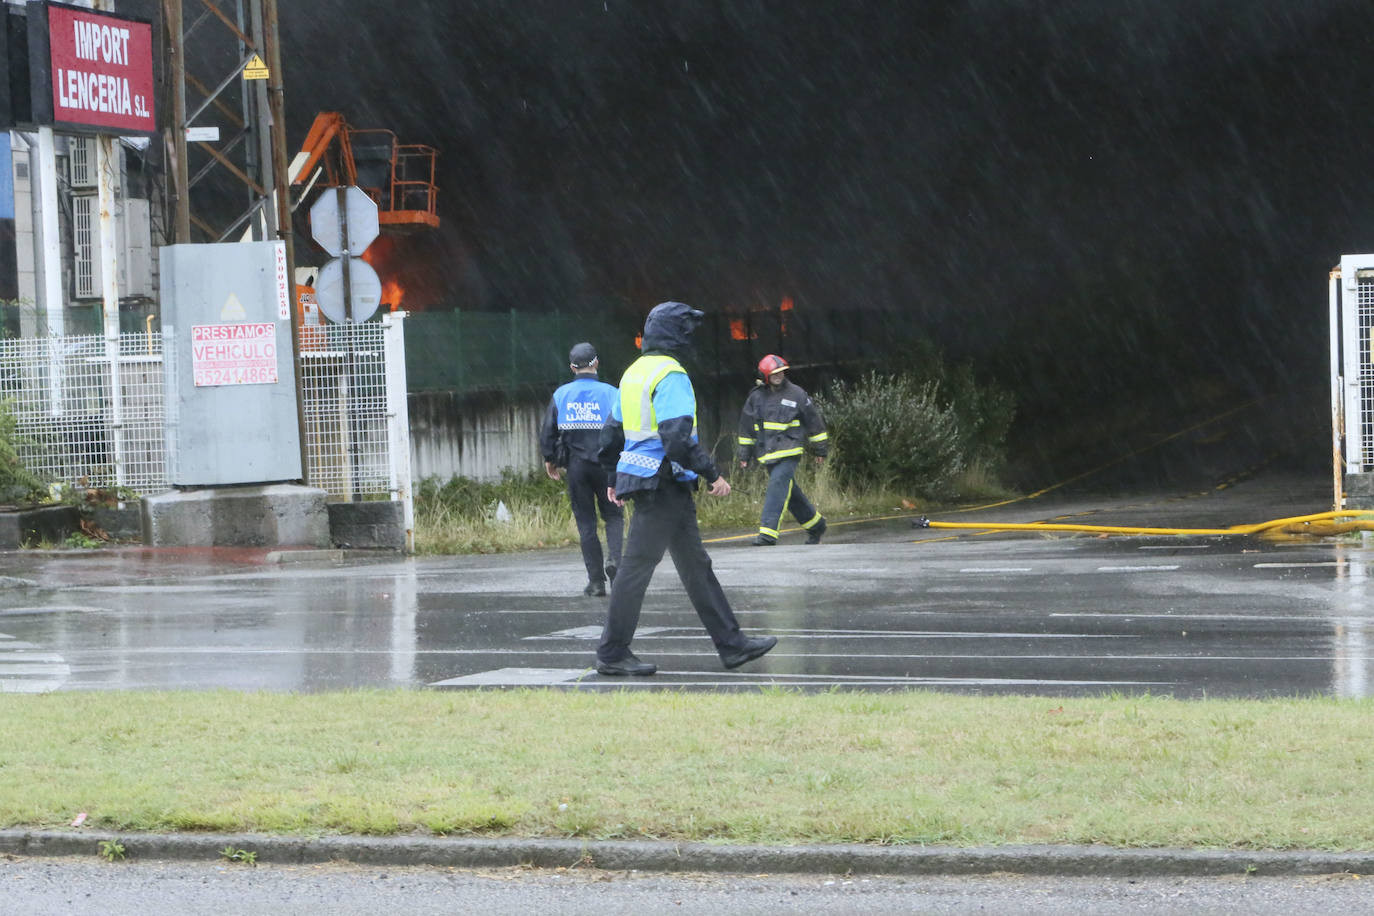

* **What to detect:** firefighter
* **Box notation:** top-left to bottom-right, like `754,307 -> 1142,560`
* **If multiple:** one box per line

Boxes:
736,354 -> 829,545
594,301 -> 777,676
540,342 -> 624,596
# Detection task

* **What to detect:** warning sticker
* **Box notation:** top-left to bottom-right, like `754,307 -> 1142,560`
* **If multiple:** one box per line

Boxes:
191,323 -> 278,387
243,54 -> 269,80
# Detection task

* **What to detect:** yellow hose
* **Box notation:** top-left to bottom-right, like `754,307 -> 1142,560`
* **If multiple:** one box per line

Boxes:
918,509 -> 1374,539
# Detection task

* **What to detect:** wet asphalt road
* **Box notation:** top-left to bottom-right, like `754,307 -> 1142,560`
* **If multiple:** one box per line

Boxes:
3,858 -> 1374,915
0,470 -> 1367,699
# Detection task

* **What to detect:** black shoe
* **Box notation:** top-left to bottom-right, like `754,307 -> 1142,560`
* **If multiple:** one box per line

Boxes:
583,580 -> 606,597
721,635 -> 777,670
605,563 -> 617,585
596,653 -> 657,676
806,518 -> 827,545
751,535 -> 776,546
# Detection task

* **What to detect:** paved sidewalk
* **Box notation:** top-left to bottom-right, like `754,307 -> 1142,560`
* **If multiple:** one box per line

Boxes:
2,830 -> 1371,878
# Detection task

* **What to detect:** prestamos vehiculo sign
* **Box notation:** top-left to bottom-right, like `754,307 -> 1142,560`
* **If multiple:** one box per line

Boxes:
191,323 -> 278,387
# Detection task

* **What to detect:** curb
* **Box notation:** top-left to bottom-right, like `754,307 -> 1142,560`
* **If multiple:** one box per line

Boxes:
2,831 -> 1372,877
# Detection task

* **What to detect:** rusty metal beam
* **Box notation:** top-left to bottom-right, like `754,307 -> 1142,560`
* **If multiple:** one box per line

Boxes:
196,140 -> 267,197
193,0 -> 253,47
186,71 -> 246,129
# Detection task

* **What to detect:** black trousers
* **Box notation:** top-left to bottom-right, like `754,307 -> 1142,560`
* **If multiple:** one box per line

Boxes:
567,456 -> 623,584
597,480 -> 749,664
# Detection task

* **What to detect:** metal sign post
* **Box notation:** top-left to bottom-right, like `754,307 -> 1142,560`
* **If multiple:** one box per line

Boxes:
309,187 -> 381,501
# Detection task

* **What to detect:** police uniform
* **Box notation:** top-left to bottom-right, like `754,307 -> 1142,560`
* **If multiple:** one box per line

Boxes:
540,344 -> 623,593
594,302 -> 775,675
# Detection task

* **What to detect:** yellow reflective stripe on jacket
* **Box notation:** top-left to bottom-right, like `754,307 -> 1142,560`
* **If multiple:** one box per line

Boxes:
808,431 -> 829,442
619,354 -> 685,441
761,420 -> 801,430
737,436 -> 756,445
758,445 -> 805,463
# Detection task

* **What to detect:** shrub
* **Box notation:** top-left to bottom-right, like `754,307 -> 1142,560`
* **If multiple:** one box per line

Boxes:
817,365 -> 1014,499
0,399 -> 43,504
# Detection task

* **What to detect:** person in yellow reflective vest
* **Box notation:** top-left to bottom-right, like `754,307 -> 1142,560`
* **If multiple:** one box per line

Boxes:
736,354 -> 829,545
594,301 -> 777,676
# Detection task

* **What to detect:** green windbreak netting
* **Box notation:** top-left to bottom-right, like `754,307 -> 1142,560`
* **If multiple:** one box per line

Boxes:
402,310 -> 643,394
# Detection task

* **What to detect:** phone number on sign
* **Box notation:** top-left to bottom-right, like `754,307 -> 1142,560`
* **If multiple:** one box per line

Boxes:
194,366 -> 278,386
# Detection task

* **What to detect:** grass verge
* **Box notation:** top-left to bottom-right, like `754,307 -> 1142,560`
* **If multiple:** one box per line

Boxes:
3,689 -> 1371,850
414,463 -> 1013,554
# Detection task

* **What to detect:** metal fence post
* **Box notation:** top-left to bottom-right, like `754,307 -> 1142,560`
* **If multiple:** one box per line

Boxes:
383,312 -> 414,551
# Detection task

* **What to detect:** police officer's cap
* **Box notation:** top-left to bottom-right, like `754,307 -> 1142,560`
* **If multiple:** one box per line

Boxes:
569,342 -> 598,367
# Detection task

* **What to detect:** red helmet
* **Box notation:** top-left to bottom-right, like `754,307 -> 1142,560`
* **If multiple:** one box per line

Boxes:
757,354 -> 789,378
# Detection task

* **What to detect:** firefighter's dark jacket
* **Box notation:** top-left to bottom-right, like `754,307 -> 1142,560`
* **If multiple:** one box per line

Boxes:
736,377 -> 829,465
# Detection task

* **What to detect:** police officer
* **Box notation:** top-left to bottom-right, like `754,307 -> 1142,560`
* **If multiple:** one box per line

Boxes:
736,354 -> 829,545
540,342 -> 623,596
594,302 -> 777,676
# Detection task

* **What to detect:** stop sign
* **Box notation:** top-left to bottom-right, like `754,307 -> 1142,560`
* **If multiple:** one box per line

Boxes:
309,187 -> 379,256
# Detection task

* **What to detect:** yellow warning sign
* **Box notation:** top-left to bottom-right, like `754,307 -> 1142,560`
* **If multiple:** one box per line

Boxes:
242,54 -> 269,80
220,292 -> 247,320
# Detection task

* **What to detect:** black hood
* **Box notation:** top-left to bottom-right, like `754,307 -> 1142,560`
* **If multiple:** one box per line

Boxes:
641,301 -> 704,354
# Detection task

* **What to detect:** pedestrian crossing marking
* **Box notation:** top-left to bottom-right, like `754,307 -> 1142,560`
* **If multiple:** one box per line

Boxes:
0,632 -> 69,693
430,667 -> 590,686
531,626 -> 672,640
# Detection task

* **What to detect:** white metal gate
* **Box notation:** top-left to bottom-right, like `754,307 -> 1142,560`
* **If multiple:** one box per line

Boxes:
0,314 -> 411,526
1329,255 -> 1374,506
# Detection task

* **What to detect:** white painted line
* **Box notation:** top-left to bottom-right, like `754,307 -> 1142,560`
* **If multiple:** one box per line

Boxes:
0,653 -> 67,663
959,567 -> 1033,573
806,568 -> 892,574
430,668 -> 1171,689
1253,562 -> 1341,569
0,663 -> 73,676
632,632 -> 1132,640
1138,544 -> 1209,550
1051,612 -> 1327,622
0,679 -> 68,694
429,667 -> 590,686
533,626 -> 672,640
0,633 -> 69,693
1095,565 -> 1180,572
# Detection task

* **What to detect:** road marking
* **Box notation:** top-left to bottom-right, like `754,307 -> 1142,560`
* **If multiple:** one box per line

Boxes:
805,568 -> 892,575
527,626 -> 1132,641
1051,612 -> 1332,623
0,633 -> 69,693
959,567 -> 1034,573
430,667 -> 591,686
1253,562 -> 1342,569
533,626 -> 672,640
1138,544 -> 1209,549
1094,565 -> 1180,572
430,668 -> 1171,689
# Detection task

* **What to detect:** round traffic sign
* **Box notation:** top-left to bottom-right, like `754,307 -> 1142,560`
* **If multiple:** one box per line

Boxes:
314,257 -> 383,323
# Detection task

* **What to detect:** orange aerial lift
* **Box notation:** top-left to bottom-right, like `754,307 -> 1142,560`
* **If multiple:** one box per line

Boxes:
288,113 -> 439,340
288,111 -> 440,231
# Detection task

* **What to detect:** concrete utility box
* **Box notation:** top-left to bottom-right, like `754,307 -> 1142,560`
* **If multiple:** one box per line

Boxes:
160,242 -> 302,486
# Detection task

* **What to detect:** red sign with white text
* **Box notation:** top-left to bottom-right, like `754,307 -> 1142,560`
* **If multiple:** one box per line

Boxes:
191,323 -> 279,387
47,3 -> 155,134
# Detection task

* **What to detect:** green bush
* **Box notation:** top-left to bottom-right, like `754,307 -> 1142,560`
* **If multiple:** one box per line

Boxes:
817,366 -> 1014,499
0,399 -> 43,504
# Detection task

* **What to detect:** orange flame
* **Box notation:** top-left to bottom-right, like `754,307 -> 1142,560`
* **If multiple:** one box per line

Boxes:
381,277 -> 404,310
